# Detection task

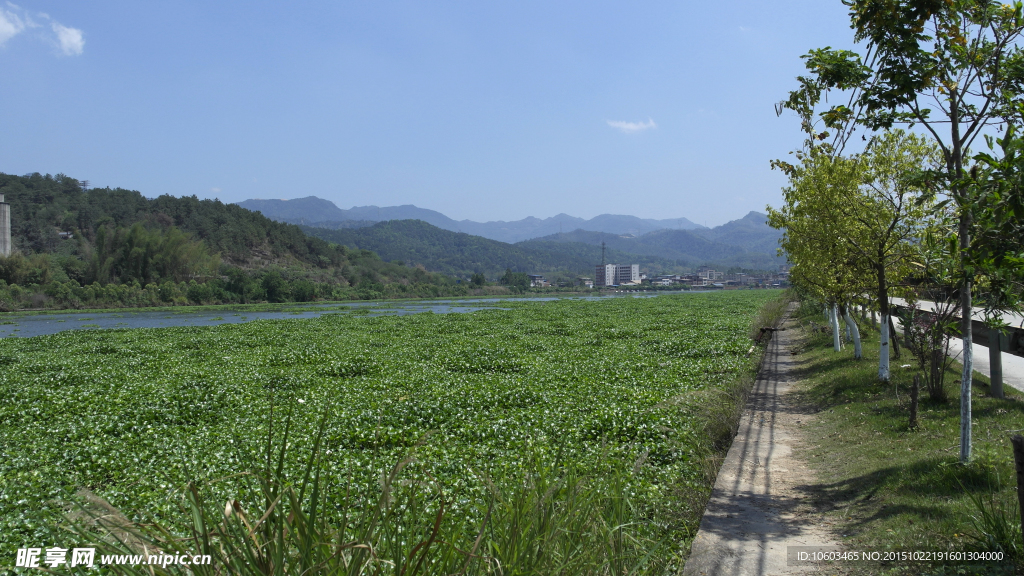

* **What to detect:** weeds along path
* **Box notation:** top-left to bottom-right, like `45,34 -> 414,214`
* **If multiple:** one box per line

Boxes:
684,304 -> 839,576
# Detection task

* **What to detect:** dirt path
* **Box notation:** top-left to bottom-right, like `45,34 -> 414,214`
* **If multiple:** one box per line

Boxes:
683,309 -> 840,576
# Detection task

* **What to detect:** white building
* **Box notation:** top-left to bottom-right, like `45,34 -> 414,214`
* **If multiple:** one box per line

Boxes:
595,263 -> 639,286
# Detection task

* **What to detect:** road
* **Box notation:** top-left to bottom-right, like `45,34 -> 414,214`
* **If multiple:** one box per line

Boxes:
890,298 -> 1024,393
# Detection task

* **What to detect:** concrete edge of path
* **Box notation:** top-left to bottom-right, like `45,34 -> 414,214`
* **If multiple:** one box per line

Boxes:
683,305 -> 839,576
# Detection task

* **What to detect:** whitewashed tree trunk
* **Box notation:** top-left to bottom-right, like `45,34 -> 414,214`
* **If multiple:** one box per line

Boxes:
879,313 -> 890,381
843,308 -> 862,359
831,304 -> 842,352
960,283 -> 973,463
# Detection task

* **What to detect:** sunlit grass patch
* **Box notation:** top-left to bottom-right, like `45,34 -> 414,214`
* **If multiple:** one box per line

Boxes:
791,304 -> 1023,575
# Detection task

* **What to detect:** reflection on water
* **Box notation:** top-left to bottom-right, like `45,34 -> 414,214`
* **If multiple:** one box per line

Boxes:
0,291 -> 692,338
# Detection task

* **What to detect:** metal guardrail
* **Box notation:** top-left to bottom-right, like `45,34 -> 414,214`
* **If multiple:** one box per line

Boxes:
890,303 -> 1024,359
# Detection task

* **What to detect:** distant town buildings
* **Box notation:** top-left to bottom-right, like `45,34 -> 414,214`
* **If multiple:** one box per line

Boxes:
650,270 -> 789,289
697,266 -> 724,281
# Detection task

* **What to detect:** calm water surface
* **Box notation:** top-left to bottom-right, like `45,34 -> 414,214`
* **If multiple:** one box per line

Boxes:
0,291 -> 694,338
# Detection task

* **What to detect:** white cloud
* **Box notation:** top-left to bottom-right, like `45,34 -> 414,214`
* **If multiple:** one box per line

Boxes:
0,7 -> 26,45
0,4 -> 82,55
606,118 -> 657,133
52,22 -> 83,55
211,187 -> 222,193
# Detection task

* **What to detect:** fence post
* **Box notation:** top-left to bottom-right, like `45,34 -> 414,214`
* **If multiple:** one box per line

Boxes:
990,328 -> 1004,399
1011,434 -> 1024,553
910,374 -> 919,428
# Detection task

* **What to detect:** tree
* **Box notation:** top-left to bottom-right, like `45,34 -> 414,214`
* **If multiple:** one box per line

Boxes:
840,130 -> 940,379
499,269 -> 529,292
768,150 -> 870,359
89,223 -> 219,285
780,0 -> 1024,462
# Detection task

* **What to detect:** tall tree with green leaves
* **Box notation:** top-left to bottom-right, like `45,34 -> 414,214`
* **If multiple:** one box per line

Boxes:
779,0 -> 1024,462
843,130 -> 939,379
768,150 -> 870,359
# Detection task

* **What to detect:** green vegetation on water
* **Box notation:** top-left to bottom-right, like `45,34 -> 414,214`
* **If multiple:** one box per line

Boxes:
0,291 -> 778,572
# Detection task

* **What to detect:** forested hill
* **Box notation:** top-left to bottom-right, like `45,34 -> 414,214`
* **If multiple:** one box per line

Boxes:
0,173 -> 464,308
1,173 -> 336,268
302,220 -> 694,278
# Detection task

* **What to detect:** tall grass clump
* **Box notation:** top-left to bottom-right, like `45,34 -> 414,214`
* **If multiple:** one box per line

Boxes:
747,289 -> 793,343
58,407 -> 667,575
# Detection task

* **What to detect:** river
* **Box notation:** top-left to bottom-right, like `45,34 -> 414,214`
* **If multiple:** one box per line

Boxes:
0,290 -> 692,338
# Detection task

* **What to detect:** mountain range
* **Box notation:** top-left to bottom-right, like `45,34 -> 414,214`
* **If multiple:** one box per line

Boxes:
239,196 -> 784,277
237,197 -> 705,243
298,212 -> 783,278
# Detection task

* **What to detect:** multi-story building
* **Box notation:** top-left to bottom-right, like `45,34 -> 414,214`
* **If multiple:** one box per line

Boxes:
595,264 -> 639,286
616,264 -> 640,285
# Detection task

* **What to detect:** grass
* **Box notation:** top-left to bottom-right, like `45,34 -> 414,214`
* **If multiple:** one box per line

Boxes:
789,300 -> 1024,575
60,409 -> 668,576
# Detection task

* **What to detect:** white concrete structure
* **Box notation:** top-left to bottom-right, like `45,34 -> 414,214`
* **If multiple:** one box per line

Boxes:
0,193 -> 10,257
595,264 -> 639,286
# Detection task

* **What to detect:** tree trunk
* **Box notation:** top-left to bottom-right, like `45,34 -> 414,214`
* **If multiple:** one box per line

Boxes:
930,347 -> 944,401
877,263 -> 890,381
831,303 -> 842,352
958,202 -> 973,461
879,314 -> 890,381
842,304 -> 862,359
1012,435 -> 1024,553
947,87 -> 972,463
889,314 -> 901,359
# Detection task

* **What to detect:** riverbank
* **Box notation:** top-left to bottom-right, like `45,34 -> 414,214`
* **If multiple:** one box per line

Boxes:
0,290 -> 730,339
683,299 -> 1024,575
0,286 -> 702,316
790,301 -> 1023,574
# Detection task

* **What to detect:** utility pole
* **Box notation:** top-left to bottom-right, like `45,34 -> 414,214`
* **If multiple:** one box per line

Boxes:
601,242 -> 606,266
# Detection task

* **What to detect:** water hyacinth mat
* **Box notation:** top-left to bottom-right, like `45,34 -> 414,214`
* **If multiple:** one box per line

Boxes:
0,290 -> 775,560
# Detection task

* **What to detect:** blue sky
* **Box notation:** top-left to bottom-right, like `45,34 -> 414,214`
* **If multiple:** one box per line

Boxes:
0,1 -> 857,226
